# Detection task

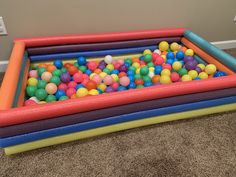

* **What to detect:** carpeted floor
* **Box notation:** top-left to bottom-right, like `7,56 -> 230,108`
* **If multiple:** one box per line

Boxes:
0,49 -> 236,177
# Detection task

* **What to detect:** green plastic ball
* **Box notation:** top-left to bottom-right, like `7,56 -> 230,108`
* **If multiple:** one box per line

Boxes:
73,62 -> 79,68
38,67 -> 47,76
26,86 -> 37,97
46,95 -> 57,102
125,58 -> 132,65
128,66 -> 136,72
140,66 -> 149,75
59,96 -> 69,101
35,89 -> 48,101
37,80 -> 47,89
50,76 -> 61,85
142,76 -> 151,82
137,85 -> 144,88
134,74 -> 141,79
144,54 -> 152,63
52,69 -> 62,77
61,67 -> 68,73
178,68 -> 188,76
103,68 -> 111,74
79,66 -> 87,73
147,62 -> 154,68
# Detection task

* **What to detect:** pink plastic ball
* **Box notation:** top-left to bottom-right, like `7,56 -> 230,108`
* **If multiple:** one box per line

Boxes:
29,70 -> 38,78
140,61 -> 146,66
58,83 -> 68,91
111,82 -> 119,91
120,76 -> 130,87
152,53 -> 160,60
41,72 -> 52,82
114,63 -> 121,70
162,63 -> 172,70
45,83 -> 57,94
92,74 -> 102,84
82,78 -> 89,86
66,87 -> 76,97
87,61 -> 98,71
73,73 -> 83,83
68,81 -> 77,88
112,60 -> 118,65
103,75 -> 114,85
24,99 -> 37,106
82,74 -> 89,80
117,59 -> 124,65
170,72 -> 180,82
154,56 -> 164,65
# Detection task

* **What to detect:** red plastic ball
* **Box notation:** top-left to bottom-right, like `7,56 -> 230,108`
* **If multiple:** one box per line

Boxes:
135,78 -> 144,85
162,63 -> 172,70
73,73 -> 83,83
68,81 -> 77,88
64,63 -> 73,69
85,80 -> 97,90
118,72 -> 127,78
154,56 -> 164,65
170,72 -> 180,82
87,61 -> 98,71
68,66 -> 78,75
66,88 -> 76,97
24,99 -> 37,106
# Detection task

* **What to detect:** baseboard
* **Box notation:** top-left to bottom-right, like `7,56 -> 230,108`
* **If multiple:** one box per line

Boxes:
0,40 -> 236,72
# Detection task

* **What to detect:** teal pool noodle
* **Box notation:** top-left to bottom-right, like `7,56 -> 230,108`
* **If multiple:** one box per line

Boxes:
194,55 -> 208,65
184,30 -> 236,72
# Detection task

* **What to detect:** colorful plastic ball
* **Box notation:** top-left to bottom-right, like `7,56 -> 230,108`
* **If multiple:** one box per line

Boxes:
161,69 -> 171,76
29,96 -> 39,103
119,65 -> 128,73
41,72 -> 52,82
24,99 -> 37,106
61,67 -> 68,73
166,52 -> 175,59
144,82 -> 152,87
103,68 -> 111,74
97,83 -> 107,92
84,69 -> 92,76
79,66 -> 87,73
73,73 -> 83,83
152,53 -> 160,60
166,59 -> 174,65
29,70 -> 38,78
170,42 -> 179,51
64,63 -> 73,69
45,83 -> 57,94
38,67 -> 47,76
60,73 -> 71,83
88,89 -> 99,96
117,59 -> 125,65
154,56 -> 164,65
97,88 -> 103,94
194,77 -> 201,80
154,65 -> 162,74
117,86 -> 127,91
104,55 -> 113,64
55,90 -> 66,100
170,72 -> 180,82
148,71 -> 155,78
76,84 -> 84,90
67,66 -> 78,75
99,72 -> 108,79
52,69 -> 62,77
181,74 -> 192,82
92,74 -> 102,84
143,49 -> 152,55
172,61 -> 182,71
144,54 -> 152,63
159,41 -> 169,52
149,67 -> 155,72
178,68 -> 188,76
59,96 -> 69,101
185,60 -> 198,70
195,67 -> 202,73
58,83 -> 68,91
135,78 -> 144,85
197,64 -> 205,70
35,89 -> 48,101
111,74 -> 119,82
85,80 -> 97,90
27,77 -> 38,86
160,75 -> 172,84
140,66 -> 149,75
153,49 -> 162,55
67,81 -> 77,88
185,49 -> 194,56
102,75 -> 113,86
105,86 -> 114,93
128,82 -> 136,89
26,86 -> 37,97
94,68 -> 102,74
47,65 -> 57,72
36,80 -> 46,89
198,72 -> 208,79
111,82 -> 119,91
142,76 -> 151,83
183,56 -> 194,63
188,70 -> 198,79
105,64 -> 114,71
119,76 -> 130,86
214,71 -> 226,77
176,51 -> 184,60
205,64 -> 216,74
162,63 -> 172,70
77,56 -> 87,65
53,60 -> 63,69
49,76 -> 60,86
152,75 -> 160,83
46,95 -> 57,102
86,61 -> 98,71
66,87 -> 76,97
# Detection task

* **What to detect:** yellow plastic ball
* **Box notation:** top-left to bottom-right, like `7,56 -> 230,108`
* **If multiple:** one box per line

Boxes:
136,68 -> 140,74
188,70 -> 198,79
88,89 -> 99,96
198,72 -> 208,79
76,88 -> 89,97
160,75 -> 172,84
172,61 -> 182,71
99,72 -> 107,78
106,64 -> 114,71
205,64 -> 216,74
159,41 -> 169,52
38,101 -> 46,104
197,64 -> 205,70
161,69 -> 171,76
185,49 -> 194,56
89,73 -> 96,79
111,74 -> 119,82
97,83 -> 107,92
143,49 -> 152,55
170,42 -> 179,52
27,77 -> 38,86
149,67 -> 155,72
181,74 -> 192,82
132,62 -> 140,69
161,55 -> 167,62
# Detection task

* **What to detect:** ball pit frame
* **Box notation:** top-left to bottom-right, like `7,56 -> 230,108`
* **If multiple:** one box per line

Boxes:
0,28 -> 236,155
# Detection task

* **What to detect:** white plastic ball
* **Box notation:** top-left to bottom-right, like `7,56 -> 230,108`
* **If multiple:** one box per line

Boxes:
153,49 -> 161,55
104,55 -> 113,64
29,96 -> 39,103
148,71 -> 155,78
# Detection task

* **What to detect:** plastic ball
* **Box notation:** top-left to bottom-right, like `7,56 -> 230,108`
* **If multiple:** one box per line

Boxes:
64,63 -> 73,69
68,81 -> 77,88
178,68 -> 188,76
111,82 -> 119,91
46,95 -> 57,102
76,84 -> 84,90
27,77 -> 38,86
88,89 -> 99,96
154,66 -> 162,74
152,75 -> 160,83
149,67 -> 155,72
142,76 -> 151,83
65,88 -> 76,97
85,80 -> 97,90
77,56 -> 87,65
111,74 -> 119,82
154,56 -> 164,65
144,82 -> 152,87
143,49 -> 152,55
117,86 -> 127,91
52,69 -> 62,77
105,86 -> 114,93
128,82 -> 137,89
148,71 -> 155,78
79,65 -> 87,73
53,60 -> 63,69
188,70 -> 198,79
166,52 -> 175,59
41,72 -> 52,82
214,71 -> 226,77
161,69 -> 171,76
68,66 -> 78,75
119,65 -> 128,73
198,72 -> 208,79
73,73 -> 83,83
61,68 -> 68,73
29,70 -> 38,78
26,86 -> 37,97
35,89 -> 48,101
106,64 -> 114,71
97,83 -> 107,92
176,51 -> 185,60
170,42 -> 179,51
58,83 -> 68,91
94,68 -> 102,74
205,64 -> 216,74
99,72 -> 108,79
47,65 -> 57,72
195,67 -> 202,73
87,61 -> 99,71
45,83 -> 57,94
183,56 -> 194,63
104,55 -> 113,64
185,60 -> 198,70
55,90 -> 66,100
119,76 -> 130,87
136,85 -> 145,89
29,96 -> 39,103
170,72 -> 180,82
197,64 -> 205,70
159,41 -> 169,51
162,64 -> 172,70
144,54 -> 152,63
172,61 -> 182,71
50,76 -> 61,85
160,75 -> 172,84
24,99 -> 37,106
181,75 -> 192,81
153,49 -> 162,55
140,66 -> 149,75
59,96 -> 69,101
102,75 -> 113,86
60,73 -> 71,83
38,67 -> 47,76
185,49 -> 194,56
135,78 -> 144,85
91,74 -> 102,84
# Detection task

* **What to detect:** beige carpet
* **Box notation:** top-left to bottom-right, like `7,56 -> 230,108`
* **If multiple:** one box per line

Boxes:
0,49 -> 236,177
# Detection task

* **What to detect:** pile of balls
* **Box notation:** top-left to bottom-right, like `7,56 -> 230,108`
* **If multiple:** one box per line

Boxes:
24,41 -> 226,106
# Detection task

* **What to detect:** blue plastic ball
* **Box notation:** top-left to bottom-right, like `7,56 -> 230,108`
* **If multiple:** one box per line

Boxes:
77,56 -> 87,65
166,52 -> 175,59
166,59 -> 174,65
139,56 -> 145,61
110,69 -> 119,74
213,71 -> 226,77
55,90 -> 66,100
128,82 -> 136,89
124,62 -> 130,67
128,75 -> 135,82
194,77 -> 201,80
85,69 -> 92,75
53,60 -> 63,69
144,82 -> 153,87
117,86 -> 127,91
154,65 -> 162,74
176,51 -> 184,60
76,84 -> 84,90
127,70 -> 135,76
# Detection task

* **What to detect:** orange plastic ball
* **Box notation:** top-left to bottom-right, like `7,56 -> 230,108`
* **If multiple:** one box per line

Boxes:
38,63 -> 48,68
68,66 -> 78,75
85,80 -> 97,90
135,78 -> 144,85
152,75 -> 161,83
180,47 -> 187,52
118,72 -> 127,78
132,57 -> 140,63
47,65 -> 57,72
162,51 -> 168,55
64,63 -> 73,69
94,68 -> 102,74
